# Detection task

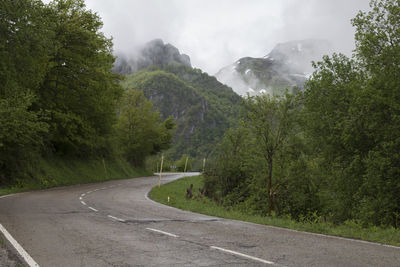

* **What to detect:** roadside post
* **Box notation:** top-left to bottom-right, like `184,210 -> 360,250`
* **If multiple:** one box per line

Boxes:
202,157 -> 206,173
158,154 -> 164,188
184,156 -> 189,176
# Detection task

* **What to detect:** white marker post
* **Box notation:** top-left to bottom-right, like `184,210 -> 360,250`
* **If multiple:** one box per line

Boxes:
158,154 -> 164,187
202,157 -> 206,173
183,156 -> 189,176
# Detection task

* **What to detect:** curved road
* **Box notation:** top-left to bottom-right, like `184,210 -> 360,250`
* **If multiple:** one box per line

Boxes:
0,173 -> 398,266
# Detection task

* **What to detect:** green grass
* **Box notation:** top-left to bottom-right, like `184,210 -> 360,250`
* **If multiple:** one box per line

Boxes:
0,156 -> 151,196
150,175 -> 400,247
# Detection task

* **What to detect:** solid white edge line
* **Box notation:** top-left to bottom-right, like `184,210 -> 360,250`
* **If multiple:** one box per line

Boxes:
210,246 -> 275,265
80,201 -> 86,206
0,223 -> 40,267
0,194 -> 17,199
214,220 -> 400,250
107,215 -> 126,222
146,228 -> 179,238
88,207 -> 98,212
81,193 -> 85,197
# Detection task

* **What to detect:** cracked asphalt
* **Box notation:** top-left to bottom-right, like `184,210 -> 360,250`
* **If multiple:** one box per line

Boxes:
0,173 -> 399,266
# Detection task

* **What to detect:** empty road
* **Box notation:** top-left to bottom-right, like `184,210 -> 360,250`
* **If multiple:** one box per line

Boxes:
0,173 -> 399,266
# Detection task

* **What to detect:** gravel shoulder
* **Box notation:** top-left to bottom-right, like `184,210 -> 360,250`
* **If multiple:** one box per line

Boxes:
0,234 -> 23,267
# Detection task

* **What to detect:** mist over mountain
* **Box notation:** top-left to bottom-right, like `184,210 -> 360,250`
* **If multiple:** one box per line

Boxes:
215,39 -> 334,96
113,39 -> 191,75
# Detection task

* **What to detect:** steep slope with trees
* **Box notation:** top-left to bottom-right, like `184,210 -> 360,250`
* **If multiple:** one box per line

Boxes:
121,64 -> 242,161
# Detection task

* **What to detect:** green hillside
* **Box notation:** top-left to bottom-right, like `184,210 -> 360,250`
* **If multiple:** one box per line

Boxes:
121,64 -> 241,162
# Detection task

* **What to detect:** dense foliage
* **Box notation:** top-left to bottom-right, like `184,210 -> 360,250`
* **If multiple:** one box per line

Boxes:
0,0 -> 173,185
114,89 -> 175,166
204,0 -> 400,228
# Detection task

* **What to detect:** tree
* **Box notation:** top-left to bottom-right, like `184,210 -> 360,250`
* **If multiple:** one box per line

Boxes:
0,0 -> 50,182
242,94 -> 296,215
302,0 -> 400,226
114,90 -> 175,166
351,0 -> 400,226
37,0 -> 123,155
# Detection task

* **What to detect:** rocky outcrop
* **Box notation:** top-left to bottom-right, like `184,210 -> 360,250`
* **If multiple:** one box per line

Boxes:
113,39 -> 191,75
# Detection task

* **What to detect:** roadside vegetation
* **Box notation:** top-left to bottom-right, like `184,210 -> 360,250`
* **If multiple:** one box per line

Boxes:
0,157 -> 149,196
150,175 -> 400,247
153,0 -> 400,242
201,0 -> 400,231
0,0 -> 172,193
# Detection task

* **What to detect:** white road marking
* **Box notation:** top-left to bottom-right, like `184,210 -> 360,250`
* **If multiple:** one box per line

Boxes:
146,228 -> 179,238
0,194 -> 17,199
79,197 -> 82,200
210,246 -> 275,265
107,215 -> 126,222
0,223 -> 40,267
80,201 -> 86,206
88,207 -> 98,212
87,191 -> 92,194
215,220 -> 400,249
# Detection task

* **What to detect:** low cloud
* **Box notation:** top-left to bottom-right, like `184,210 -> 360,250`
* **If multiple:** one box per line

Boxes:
78,0 -> 370,74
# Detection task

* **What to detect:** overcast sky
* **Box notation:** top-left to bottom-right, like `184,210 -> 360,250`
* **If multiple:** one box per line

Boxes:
81,0 -> 370,74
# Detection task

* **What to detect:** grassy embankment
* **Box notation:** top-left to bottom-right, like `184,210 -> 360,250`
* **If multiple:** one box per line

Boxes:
150,175 -> 400,247
0,157 -> 150,196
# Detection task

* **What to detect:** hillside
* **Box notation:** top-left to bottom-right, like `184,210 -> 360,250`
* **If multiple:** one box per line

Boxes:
215,39 -> 333,96
120,64 -> 241,160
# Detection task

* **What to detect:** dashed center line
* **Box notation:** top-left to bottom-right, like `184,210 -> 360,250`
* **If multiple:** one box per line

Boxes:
107,215 -> 126,222
76,179 -> 278,266
210,246 -> 276,265
146,228 -> 179,238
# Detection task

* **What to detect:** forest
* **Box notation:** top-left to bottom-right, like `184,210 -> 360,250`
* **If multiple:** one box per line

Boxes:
204,0 -> 400,228
0,0 -> 173,186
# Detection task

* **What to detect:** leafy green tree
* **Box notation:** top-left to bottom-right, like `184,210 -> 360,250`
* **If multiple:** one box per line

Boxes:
302,0 -> 400,226
351,0 -> 400,226
203,126 -> 253,203
303,54 -> 368,221
114,90 -> 175,166
0,93 -> 48,184
37,0 -> 123,155
242,94 -> 297,215
0,0 -> 50,182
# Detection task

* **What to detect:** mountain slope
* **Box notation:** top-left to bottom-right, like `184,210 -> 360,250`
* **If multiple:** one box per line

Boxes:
120,64 -> 241,159
215,39 -> 333,96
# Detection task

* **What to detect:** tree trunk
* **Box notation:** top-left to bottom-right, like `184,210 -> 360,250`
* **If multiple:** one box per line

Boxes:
267,156 -> 274,216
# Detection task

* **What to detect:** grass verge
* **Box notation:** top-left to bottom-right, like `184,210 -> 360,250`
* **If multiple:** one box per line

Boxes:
0,156 -> 150,196
150,175 -> 400,247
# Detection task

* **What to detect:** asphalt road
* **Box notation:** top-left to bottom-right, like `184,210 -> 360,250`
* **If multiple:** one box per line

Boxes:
0,173 -> 399,266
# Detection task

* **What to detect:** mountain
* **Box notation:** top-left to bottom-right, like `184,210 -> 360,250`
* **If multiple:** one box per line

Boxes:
119,63 -> 241,161
113,39 -> 191,75
215,39 -> 333,96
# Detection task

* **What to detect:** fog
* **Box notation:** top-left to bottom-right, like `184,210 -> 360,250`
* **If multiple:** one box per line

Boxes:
72,0 -> 370,74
